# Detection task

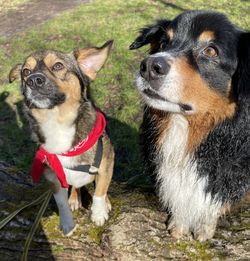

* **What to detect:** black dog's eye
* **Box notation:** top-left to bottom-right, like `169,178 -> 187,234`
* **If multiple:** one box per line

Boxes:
202,46 -> 218,58
52,62 -> 64,71
23,68 -> 31,77
160,42 -> 168,50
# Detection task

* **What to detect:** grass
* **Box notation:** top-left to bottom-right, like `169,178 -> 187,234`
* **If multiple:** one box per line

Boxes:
0,0 -> 249,182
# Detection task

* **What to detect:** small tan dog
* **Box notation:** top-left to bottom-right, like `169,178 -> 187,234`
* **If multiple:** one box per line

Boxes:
9,40 -> 115,236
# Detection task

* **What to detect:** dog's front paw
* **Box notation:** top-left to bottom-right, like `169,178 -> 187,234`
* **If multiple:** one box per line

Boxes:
193,224 -> 216,242
68,194 -> 82,211
91,195 -> 111,226
168,220 -> 191,240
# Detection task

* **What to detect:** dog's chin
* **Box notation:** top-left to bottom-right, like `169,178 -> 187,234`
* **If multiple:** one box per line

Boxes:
141,90 -> 194,114
26,96 -> 52,109
25,88 -> 65,109
140,90 -> 182,113
136,75 -> 193,114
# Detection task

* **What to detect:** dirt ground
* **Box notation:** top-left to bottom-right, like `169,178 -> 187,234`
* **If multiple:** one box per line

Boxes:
0,0 -> 89,37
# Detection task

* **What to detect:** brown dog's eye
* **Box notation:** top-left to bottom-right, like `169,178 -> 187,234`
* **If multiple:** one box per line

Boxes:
52,62 -> 64,71
202,46 -> 218,58
23,68 -> 31,77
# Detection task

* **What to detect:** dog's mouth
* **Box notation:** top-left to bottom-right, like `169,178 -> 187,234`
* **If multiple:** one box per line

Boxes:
24,86 -> 65,109
143,89 -> 166,101
142,88 -> 193,113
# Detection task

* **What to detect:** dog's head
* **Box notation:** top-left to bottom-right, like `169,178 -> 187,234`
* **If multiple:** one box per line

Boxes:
130,11 -> 250,115
9,40 -> 113,109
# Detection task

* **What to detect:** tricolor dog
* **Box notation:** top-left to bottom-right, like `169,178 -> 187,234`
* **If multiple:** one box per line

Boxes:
9,40 -> 114,236
130,11 -> 250,241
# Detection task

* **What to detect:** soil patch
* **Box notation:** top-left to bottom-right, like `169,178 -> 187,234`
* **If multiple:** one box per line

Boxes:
0,0 -> 90,37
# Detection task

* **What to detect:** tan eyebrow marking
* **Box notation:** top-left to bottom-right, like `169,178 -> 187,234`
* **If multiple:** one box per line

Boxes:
198,31 -> 215,42
167,29 -> 174,41
24,56 -> 37,70
43,53 -> 58,67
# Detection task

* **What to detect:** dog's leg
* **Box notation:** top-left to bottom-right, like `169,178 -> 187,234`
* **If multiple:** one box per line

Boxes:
193,217 -> 218,242
91,140 -> 114,226
167,217 -> 191,240
68,186 -> 82,211
193,204 -> 228,241
44,168 -> 76,236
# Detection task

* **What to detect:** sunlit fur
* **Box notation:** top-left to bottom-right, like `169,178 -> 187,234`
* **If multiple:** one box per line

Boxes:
130,10 -> 250,241
9,41 -> 114,235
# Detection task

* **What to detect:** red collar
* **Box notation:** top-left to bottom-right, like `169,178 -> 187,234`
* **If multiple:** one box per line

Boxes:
31,110 -> 106,188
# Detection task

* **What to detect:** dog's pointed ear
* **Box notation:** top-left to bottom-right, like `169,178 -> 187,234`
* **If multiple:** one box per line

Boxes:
9,64 -> 22,83
74,40 -> 113,81
232,32 -> 250,99
129,19 -> 171,52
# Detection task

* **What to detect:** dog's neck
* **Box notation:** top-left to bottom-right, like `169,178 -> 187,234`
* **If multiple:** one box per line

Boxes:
29,98 -> 97,154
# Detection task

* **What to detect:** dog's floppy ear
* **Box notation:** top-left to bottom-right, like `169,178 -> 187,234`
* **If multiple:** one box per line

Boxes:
129,19 -> 171,53
74,40 -> 113,81
9,64 -> 22,83
232,32 -> 250,99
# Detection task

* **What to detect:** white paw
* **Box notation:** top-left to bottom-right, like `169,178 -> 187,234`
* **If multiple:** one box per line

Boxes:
91,195 -> 111,226
68,196 -> 82,211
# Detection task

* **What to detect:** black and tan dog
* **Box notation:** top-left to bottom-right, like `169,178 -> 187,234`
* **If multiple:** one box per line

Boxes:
130,11 -> 250,241
9,40 -> 114,236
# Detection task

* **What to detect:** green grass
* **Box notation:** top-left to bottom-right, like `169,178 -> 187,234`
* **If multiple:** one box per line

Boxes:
0,0 -> 249,181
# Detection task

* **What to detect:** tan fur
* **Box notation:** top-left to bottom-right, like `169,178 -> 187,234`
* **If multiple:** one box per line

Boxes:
24,56 -> 37,70
167,29 -> 174,41
198,31 -> 215,42
68,187 -> 81,208
175,58 -> 236,152
95,134 -> 115,197
149,108 -> 171,148
75,42 -> 112,80
9,64 -> 22,82
43,53 -> 58,67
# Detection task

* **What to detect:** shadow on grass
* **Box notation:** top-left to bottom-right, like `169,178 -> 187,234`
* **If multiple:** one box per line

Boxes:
0,91 -> 55,260
107,116 -> 154,191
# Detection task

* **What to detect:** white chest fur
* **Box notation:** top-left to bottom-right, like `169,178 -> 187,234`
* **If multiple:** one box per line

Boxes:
156,114 -> 221,228
41,109 -> 76,154
37,107 -> 96,188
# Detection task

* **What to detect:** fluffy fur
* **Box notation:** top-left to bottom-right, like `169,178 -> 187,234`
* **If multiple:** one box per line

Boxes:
130,10 -> 250,241
9,41 -> 115,235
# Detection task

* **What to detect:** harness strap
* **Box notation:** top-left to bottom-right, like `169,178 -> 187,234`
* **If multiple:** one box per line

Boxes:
64,137 -> 103,175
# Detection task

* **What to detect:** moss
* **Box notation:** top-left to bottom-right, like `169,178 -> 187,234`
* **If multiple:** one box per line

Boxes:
240,212 -> 250,218
40,213 -> 62,240
229,224 -> 250,232
88,225 -> 106,244
51,244 -> 64,255
88,197 -> 124,244
169,241 -> 214,260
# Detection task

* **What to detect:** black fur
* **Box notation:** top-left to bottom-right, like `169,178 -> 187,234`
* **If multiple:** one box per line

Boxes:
196,96 -> 250,203
131,11 -> 250,206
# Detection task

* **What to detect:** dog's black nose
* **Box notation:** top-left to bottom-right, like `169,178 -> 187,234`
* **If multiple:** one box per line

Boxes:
140,57 -> 170,82
26,73 -> 46,88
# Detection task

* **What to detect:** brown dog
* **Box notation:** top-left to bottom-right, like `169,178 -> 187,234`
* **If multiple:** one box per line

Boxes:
9,41 -> 115,236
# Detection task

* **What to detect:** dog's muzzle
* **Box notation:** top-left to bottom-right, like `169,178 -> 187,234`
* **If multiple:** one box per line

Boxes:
140,56 -> 170,90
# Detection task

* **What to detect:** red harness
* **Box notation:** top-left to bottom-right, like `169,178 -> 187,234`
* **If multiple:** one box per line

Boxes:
31,110 -> 106,188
